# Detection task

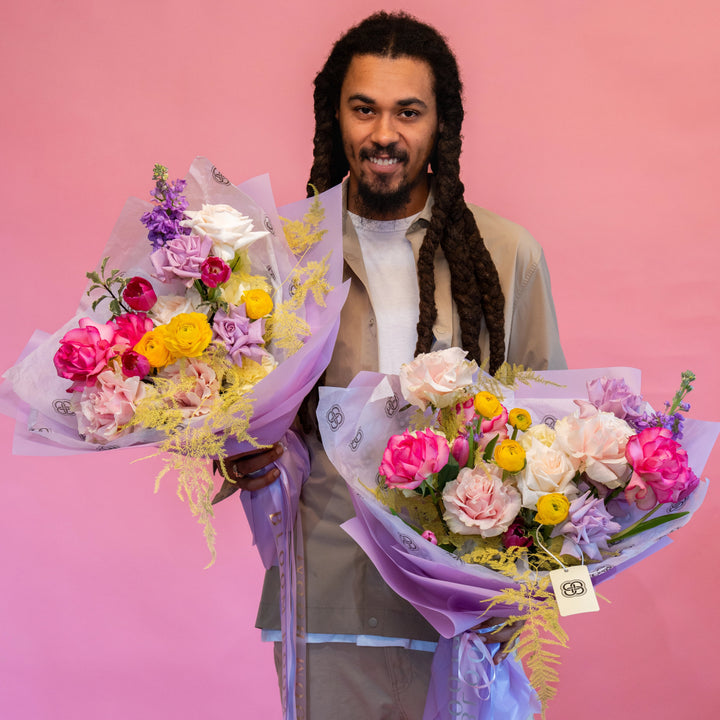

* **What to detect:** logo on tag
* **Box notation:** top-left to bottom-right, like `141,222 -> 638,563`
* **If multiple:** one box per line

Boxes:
560,579 -> 587,597
550,565 -> 599,616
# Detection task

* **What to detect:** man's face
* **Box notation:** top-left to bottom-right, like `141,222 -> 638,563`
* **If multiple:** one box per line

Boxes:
337,54 -> 439,220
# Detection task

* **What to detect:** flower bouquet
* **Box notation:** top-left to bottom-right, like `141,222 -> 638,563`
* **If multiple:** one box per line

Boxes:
317,349 -> 718,719
1,157 -> 348,567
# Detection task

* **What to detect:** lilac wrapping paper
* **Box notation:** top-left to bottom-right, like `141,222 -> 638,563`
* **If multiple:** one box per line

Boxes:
318,368 -> 718,719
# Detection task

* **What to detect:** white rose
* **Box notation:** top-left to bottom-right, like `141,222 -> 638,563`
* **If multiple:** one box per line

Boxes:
516,436 -> 578,508
181,204 -> 268,261
554,409 -> 633,488
399,347 -> 477,410
150,293 -> 201,325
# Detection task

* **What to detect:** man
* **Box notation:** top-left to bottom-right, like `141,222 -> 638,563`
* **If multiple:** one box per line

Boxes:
224,12 -> 565,719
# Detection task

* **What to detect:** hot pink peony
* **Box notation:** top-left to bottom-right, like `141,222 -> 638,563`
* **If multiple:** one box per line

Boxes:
624,427 -> 699,510
379,428 -> 450,490
112,312 -> 154,349
54,318 -> 117,387
442,464 -> 521,537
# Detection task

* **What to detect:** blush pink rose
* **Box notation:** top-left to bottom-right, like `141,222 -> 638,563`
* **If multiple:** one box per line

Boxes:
73,368 -> 147,443
624,427 -> 698,510
122,277 -> 157,312
54,318 -> 117,387
379,428 -> 450,490
554,407 -> 633,489
399,347 -> 477,410
442,464 -> 521,537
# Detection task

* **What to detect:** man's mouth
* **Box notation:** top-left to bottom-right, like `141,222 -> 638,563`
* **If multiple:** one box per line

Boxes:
368,156 -> 400,166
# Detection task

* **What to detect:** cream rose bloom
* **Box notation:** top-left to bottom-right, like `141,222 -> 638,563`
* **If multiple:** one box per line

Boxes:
554,408 -> 633,488
181,204 -> 268,262
150,292 -> 202,326
516,436 -> 578,508
399,347 -> 477,410
520,423 -> 556,449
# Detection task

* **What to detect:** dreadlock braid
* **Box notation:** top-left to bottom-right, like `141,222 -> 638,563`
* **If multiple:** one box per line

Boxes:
309,11 -> 506,374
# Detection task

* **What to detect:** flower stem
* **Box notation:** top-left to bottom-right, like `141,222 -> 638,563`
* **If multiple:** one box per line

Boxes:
609,506 -> 659,544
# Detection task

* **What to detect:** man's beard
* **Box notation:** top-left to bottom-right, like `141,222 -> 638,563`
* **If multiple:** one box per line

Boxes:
354,144 -> 421,218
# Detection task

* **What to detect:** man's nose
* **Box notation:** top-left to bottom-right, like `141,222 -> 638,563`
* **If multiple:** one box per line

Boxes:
370,114 -> 399,146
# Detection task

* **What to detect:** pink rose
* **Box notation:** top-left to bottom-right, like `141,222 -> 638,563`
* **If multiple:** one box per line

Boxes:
624,427 -> 698,510
554,407 -> 633,489
54,318 -> 117,387
200,256 -> 231,288
399,347 -> 477,410
379,428 -> 450,490
111,312 -> 154,349
73,368 -> 146,443
442,464 -> 521,537
122,277 -> 157,312
162,358 -> 220,419
455,397 -> 477,425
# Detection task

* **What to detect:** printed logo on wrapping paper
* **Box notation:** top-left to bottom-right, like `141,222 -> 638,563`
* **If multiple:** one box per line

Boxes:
97,444 -> 119,451
589,564 -> 611,578
211,166 -> 230,185
289,278 -> 299,297
375,472 -> 384,488
669,498 -> 688,512
263,216 -> 275,236
326,405 -> 344,431
349,428 -> 363,452
550,565 -> 599,616
52,399 -> 74,416
399,533 -> 418,551
385,393 -> 399,418
542,414 -> 557,429
264,263 -> 277,282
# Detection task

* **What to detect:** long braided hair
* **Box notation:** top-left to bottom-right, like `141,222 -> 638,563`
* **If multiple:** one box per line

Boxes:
309,11 -> 506,373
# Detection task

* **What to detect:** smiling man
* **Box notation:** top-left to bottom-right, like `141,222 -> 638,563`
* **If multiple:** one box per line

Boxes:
229,11 -> 565,719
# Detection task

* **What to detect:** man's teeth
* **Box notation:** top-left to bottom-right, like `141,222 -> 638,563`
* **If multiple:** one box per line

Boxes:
370,157 -> 399,166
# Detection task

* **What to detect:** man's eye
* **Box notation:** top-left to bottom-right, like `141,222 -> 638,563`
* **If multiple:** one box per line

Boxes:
399,109 -> 419,119
355,106 -> 374,116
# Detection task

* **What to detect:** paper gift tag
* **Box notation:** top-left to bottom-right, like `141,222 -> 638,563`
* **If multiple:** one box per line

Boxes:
549,565 -> 599,616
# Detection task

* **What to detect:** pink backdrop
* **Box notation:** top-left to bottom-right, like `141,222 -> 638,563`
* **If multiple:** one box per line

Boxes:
2,1 -> 718,718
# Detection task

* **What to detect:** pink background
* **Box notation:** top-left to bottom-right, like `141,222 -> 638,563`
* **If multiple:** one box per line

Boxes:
2,1 -> 718,718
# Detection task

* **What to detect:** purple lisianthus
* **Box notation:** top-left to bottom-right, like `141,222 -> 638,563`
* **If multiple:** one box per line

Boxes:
150,234 -> 213,287
550,491 -> 621,560
586,377 -> 645,426
212,305 -> 267,365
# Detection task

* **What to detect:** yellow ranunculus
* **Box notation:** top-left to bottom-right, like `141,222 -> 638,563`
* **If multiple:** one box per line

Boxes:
134,326 -> 175,368
508,408 -> 532,432
493,439 -> 526,473
474,391 -> 502,419
535,493 -> 570,525
243,289 -> 274,319
163,312 -> 212,358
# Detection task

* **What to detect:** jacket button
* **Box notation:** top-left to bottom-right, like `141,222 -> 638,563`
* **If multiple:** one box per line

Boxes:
368,617 -> 378,628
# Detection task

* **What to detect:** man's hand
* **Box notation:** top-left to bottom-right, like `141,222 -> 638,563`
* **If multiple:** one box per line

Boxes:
475,616 -> 525,665
211,443 -> 285,504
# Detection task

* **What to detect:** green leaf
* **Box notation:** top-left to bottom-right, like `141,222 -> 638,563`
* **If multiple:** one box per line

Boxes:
609,511 -> 689,545
91,297 -> 105,311
86,271 -> 101,283
436,455 -> 460,493
109,299 -> 121,316
483,434 -> 500,462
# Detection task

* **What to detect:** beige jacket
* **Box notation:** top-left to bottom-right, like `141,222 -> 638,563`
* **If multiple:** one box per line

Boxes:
256,186 -> 565,640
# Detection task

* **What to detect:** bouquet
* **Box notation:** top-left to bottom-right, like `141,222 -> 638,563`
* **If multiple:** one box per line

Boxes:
1,157 -> 348,565
317,348 -> 718,719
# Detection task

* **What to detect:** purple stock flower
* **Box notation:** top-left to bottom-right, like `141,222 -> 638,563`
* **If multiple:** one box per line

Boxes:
212,305 -> 267,365
550,491 -> 621,560
586,377 -> 645,426
150,234 -> 213,287
141,178 -> 191,249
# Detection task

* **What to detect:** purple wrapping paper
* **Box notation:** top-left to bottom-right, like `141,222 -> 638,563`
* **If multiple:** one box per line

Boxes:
318,368 -> 718,720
